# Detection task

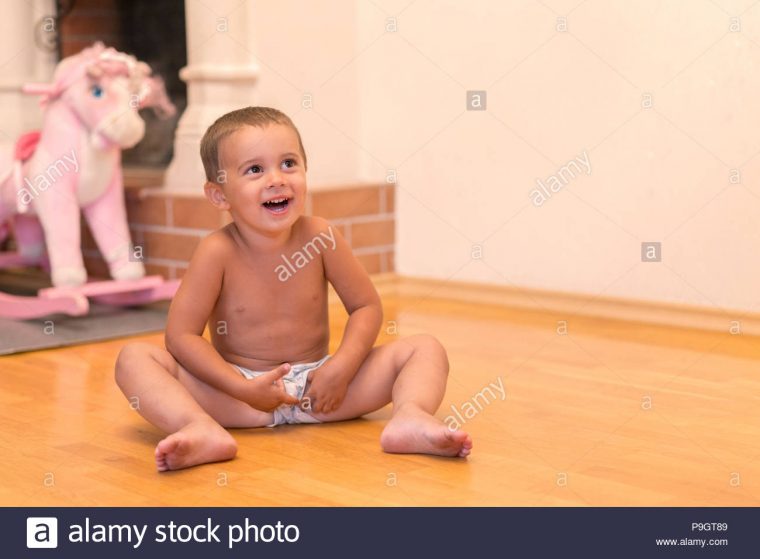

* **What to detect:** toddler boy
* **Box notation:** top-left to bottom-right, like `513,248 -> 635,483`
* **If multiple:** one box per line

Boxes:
115,107 -> 472,471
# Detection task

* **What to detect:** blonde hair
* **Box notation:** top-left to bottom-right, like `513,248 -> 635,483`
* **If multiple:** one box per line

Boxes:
200,106 -> 307,183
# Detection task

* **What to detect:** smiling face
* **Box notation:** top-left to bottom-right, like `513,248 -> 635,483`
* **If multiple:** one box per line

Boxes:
206,124 -> 307,238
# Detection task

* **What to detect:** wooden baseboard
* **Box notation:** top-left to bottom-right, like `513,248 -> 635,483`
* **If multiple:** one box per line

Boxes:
363,274 -> 760,337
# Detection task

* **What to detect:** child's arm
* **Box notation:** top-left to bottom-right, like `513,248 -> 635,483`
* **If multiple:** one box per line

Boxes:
165,232 -> 299,411
304,220 -> 383,413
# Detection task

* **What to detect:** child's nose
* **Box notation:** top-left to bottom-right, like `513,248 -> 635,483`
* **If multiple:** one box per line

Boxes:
267,169 -> 285,187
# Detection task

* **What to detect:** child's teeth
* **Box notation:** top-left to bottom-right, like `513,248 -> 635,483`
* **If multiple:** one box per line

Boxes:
263,197 -> 289,211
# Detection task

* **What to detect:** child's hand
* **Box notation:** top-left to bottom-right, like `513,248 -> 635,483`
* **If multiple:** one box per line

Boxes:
239,364 -> 300,412
303,362 -> 350,414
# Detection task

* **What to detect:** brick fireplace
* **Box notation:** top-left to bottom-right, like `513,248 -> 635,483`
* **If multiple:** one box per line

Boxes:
82,179 -> 395,280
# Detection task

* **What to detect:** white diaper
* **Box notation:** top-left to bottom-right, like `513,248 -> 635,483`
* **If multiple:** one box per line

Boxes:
234,355 -> 329,426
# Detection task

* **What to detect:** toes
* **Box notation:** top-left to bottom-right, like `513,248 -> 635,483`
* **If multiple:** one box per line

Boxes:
156,436 -> 179,456
448,430 -> 472,457
219,438 -> 238,460
461,434 -> 473,456
446,429 -> 469,445
155,454 -> 169,472
155,436 -> 181,471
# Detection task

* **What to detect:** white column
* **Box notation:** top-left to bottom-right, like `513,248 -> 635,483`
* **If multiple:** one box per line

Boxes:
0,0 -> 56,144
163,0 -> 260,193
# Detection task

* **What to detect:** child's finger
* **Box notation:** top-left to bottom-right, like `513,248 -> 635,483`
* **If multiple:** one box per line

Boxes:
279,389 -> 299,405
261,363 -> 291,383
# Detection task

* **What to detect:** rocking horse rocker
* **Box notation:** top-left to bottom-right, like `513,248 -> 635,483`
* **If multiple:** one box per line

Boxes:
0,43 -> 180,319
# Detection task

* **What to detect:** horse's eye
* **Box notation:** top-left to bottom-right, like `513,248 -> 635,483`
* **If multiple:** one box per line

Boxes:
91,85 -> 104,98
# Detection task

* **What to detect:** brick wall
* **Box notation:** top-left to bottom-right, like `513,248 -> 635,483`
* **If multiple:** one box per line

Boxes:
59,0 -> 122,58
82,183 -> 395,279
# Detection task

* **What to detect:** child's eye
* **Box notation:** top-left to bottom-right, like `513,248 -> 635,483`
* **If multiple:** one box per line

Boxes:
245,164 -> 262,175
282,159 -> 296,169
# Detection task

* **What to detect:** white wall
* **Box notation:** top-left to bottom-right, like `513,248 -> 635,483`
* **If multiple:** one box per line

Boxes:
247,0 -> 364,185
354,0 -> 760,314
236,1 -> 760,313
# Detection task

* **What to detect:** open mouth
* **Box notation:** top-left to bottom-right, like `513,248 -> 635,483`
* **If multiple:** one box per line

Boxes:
262,197 -> 292,214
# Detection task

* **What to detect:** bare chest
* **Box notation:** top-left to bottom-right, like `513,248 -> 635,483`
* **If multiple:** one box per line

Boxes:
210,250 -> 330,364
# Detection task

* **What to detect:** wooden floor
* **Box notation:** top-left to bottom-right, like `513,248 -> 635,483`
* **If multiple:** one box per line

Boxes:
2,280 -> 760,506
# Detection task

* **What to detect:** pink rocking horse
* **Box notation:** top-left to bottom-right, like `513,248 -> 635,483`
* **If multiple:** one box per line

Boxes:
0,43 -> 180,319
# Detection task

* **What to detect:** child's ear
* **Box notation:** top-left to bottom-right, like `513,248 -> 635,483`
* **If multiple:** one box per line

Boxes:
204,181 -> 230,210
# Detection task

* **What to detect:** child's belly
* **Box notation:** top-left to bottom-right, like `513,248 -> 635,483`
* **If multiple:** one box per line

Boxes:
210,252 -> 330,370
210,310 -> 330,371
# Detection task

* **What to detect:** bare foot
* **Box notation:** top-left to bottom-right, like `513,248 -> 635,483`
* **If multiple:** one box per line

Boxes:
380,405 -> 473,458
154,418 -> 238,472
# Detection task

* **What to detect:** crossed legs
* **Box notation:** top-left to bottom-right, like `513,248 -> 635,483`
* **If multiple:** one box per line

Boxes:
115,334 -> 472,472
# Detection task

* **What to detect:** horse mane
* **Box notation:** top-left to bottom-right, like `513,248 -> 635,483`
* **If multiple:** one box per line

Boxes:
32,42 -> 150,105
22,42 -> 175,118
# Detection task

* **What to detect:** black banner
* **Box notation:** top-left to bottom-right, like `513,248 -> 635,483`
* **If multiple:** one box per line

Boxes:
10,507 -> 756,558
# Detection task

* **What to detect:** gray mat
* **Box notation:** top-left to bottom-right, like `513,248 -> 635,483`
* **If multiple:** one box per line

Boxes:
0,270 -> 170,355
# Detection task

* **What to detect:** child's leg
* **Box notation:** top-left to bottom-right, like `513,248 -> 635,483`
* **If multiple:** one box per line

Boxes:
312,334 -> 472,457
114,342 -> 270,471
